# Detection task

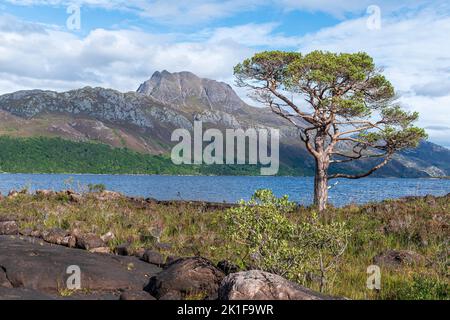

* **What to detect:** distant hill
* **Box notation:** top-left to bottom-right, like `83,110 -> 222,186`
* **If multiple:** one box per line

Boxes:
0,70 -> 448,177
0,136 -> 286,176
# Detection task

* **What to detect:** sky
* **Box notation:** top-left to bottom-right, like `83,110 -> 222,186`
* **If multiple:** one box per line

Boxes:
0,0 -> 450,147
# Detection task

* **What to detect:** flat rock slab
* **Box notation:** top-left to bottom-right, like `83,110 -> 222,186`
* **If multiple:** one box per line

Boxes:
119,290 -> 156,300
0,286 -> 120,300
0,235 -> 162,297
0,287 -> 53,300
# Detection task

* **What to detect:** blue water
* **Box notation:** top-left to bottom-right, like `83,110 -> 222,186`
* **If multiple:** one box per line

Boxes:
0,174 -> 449,207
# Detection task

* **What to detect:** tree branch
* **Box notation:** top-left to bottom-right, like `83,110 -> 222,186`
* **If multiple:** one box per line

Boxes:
329,153 -> 394,179
268,100 -> 320,158
336,123 -> 382,137
266,86 -> 316,124
330,152 -> 388,163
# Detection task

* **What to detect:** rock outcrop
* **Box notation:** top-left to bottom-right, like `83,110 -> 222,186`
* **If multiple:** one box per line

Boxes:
0,235 -> 161,299
41,228 -> 72,246
373,250 -> 426,268
0,233 -> 335,301
137,70 -> 247,112
119,290 -> 156,301
142,250 -> 165,267
0,221 -> 19,235
75,233 -> 105,251
145,257 -> 225,300
218,270 -> 332,300
0,287 -> 54,300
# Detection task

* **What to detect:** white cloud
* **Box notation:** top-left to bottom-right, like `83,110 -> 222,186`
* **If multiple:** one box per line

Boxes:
412,79 -> 450,98
0,14 -> 303,94
1,2 -> 450,146
207,23 -> 301,47
295,7 -> 450,145
0,14 -> 254,93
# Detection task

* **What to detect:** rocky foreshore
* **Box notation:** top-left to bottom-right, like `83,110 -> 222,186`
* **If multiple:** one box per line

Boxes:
0,235 -> 330,300
1,189 -> 448,300
0,189 -> 334,300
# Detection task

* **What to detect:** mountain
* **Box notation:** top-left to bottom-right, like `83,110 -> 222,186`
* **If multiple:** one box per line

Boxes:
137,70 -> 247,112
0,70 -> 448,177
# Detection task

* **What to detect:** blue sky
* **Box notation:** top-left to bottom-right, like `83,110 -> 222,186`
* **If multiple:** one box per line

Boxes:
0,0 -> 450,147
2,1 -> 341,36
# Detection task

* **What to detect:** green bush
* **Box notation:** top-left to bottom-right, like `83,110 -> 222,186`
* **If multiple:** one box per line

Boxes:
88,183 -> 106,193
224,189 -> 351,291
395,275 -> 449,300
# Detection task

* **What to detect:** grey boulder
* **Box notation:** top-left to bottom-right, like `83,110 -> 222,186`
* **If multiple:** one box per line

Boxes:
145,257 -> 225,300
219,270 -> 332,300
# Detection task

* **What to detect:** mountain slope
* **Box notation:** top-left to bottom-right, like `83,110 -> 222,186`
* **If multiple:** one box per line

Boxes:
0,70 -> 448,177
0,136 -> 280,175
137,70 -> 247,112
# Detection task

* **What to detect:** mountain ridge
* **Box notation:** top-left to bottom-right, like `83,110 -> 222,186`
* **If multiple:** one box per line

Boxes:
0,70 -> 448,177
137,70 -> 247,112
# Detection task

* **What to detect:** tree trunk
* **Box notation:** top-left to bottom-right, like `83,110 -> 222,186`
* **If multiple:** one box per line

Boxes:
314,156 -> 329,211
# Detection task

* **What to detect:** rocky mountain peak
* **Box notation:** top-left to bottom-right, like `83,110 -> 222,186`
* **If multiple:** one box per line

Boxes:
137,70 -> 246,112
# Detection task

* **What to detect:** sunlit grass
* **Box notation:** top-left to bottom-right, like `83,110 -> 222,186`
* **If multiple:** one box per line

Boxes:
0,191 -> 448,300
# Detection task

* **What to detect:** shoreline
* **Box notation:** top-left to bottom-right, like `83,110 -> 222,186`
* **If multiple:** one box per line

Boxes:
0,171 -> 445,179
4,188 -> 450,209
0,175 -> 449,207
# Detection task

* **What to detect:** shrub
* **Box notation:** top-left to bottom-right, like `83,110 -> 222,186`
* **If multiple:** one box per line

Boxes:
88,183 -> 106,193
224,189 -> 351,291
395,275 -> 449,300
